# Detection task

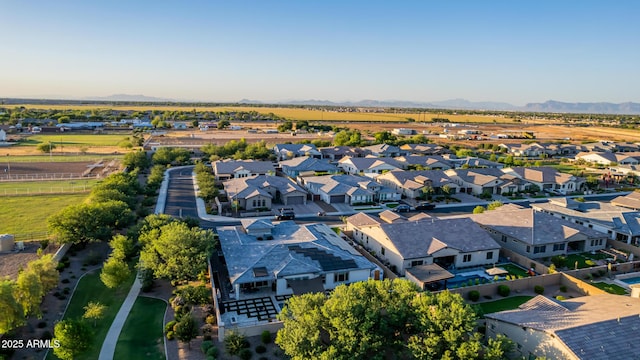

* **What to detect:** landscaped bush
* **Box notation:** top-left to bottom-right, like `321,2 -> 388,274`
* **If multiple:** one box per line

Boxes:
585,259 -> 596,266
166,331 -> 175,340
497,285 -> 510,297
559,285 -> 567,292
239,348 -> 253,360
261,330 -> 272,344
206,314 -> 216,325
468,290 -> 480,302
534,285 -> 544,294
598,269 -> 606,277
206,345 -> 218,358
556,295 -> 566,300
256,344 -> 267,354
551,255 -> 567,268
201,340 -> 214,354
165,320 -> 177,333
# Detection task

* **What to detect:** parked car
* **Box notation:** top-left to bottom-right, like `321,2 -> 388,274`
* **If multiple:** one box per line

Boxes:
415,202 -> 436,210
275,208 -> 296,220
392,204 -> 412,213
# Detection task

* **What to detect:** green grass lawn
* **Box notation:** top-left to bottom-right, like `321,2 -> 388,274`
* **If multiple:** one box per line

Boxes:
563,253 -> 610,269
48,269 -> 137,360
114,297 -> 166,360
492,264 -> 529,278
591,282 -> 628,295
20,134 -> 131,147
0,193 -> 88,235
476,296 -> 534,315
0,179 -> 98,196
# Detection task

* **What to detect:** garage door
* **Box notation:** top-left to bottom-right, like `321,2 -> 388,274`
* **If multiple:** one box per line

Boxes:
330,195 -> 345,203
286,196 -> 305,205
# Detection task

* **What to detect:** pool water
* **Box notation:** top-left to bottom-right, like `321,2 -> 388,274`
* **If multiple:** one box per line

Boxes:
620,276 -> 640,285
447,274 -> 491,288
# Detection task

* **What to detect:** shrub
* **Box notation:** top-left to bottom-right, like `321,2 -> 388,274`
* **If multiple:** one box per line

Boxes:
497,284 -> 510,297
260,330 -> 272,344
534,285 -> 544,294
256,345 -> 267,354
165,320 -> 177,333
206,345 -> 218,358
585,259 -> 596,267
61,278 -> 70,284
225,331 -> 248,356
206,314 -> 216,325
468,290 -> 480,302
598,269 -> 606,277
239,348 -> 253,360
556,295 -> 566,300
551,255 -> 567,268
201,340 -> 213,354
166,331 -> 175,340
559,285 -> 567,292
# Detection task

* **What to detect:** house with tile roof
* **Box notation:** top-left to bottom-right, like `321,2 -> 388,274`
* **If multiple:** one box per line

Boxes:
377,170 -> 459,198
498,142 -> 546,157
300,174 -> 401,204
338,156 -> 403,178
345,213 -> 500,275
399,143 -> 448,155
611,191 -> 640,210
393,155 -> 453,170
319,146 -> 367,162
273,143 -> 321,160
445,168 -> 527,195
361,143 -> 403,157
461,205 -> 607,259
449,157 -> 504,169
212,160 -> 276,181
223,175 -> 307,210
533,197 -> 640,245
279,156 -> 340,178
485,294 -> 640,360
503,166 -> 585,194
216,220 -> 380,299
574,152 -> 639,166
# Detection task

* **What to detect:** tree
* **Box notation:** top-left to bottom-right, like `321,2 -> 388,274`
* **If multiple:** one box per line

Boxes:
83,301 -> 107,327
100,257 -> 131,289
109,234 -> 135,261
15,269 -> 44,317
139,222 -> 215,281
442,184 -> 453,198
473,206 -> 485,214
174,313 -> 199,348
122,150 -> 150,170
53,319 -> 91,360
26,254 -> 59,293
276,279 -> 511,360
373,131 -> 396,144
225,330 -> 249,356
217,119 -> 230,129
0,280 -> 24,335
37,142 -> 56,153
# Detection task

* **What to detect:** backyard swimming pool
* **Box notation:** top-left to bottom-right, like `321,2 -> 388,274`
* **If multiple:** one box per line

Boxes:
620,276 -> 640,285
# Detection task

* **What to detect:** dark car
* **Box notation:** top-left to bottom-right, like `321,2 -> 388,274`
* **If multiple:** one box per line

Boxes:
275,208 -> 296,220
415,202 -> 436,210
392,204 -> 411,213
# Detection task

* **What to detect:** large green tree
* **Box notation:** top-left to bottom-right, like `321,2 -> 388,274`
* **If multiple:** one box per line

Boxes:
122,150 -> 150,170
53,319 -> 92,360
100,256 -> 131,289
276,279 -> 511,360
0,280 -> 24,335
48,200 -> 133,244
15,270 -> 44,318
139,221 -> 215,281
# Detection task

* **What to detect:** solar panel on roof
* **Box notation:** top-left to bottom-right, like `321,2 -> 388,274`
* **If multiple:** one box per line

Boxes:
288,245 -> 357,271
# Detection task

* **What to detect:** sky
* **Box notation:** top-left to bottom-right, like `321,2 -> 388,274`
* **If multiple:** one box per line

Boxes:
1,1 -> 639,105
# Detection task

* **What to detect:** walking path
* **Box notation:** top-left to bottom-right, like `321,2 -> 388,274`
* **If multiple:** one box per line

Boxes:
98,272 -> 142,360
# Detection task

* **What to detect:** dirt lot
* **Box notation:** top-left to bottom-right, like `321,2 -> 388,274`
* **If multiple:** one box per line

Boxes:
0,241 -> 57,280
0,161 -> 93,175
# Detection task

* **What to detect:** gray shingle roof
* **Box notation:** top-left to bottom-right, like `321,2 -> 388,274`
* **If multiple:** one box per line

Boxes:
223,175 -> 306,199
280,156 -> 338,173
213,160 -> 275,175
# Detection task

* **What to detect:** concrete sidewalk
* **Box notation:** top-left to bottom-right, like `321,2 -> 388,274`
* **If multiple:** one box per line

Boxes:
98,273 -> 142,360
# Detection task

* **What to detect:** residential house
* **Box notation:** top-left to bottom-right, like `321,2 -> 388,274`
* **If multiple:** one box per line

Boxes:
582,141 -> 618,153
377,170 -> 459,199
400,143 -> 448,155
445,168 -> 526,195
611,191 -> 640,210
464,204 -> 608,259
216,220 -> 380,299
338,156 -> 403,178
223,175 -> 307,210
534,197 -> 640,245
499,143 -> 546,157
319,146 -> 366,162
485,294 -> 640,360
449,157 -> 504,169
503,166 -> 585,194
574,152 -> 638,166
273,143 -> 321,160
346,213 -> 501,275
300,174 -> 401,204
543,143 -> 583,156
279,156 -> 340,178
394,155 -> 453,170
361,143 -> 403,157
212,160 -> 276,181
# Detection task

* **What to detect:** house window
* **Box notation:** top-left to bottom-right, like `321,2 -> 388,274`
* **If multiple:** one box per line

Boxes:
252,199 -> 257,207
526,246 -> 530,253
533,245 -> 546,254
334,272 -> 349,283
486,252 -> 493,260
262,199 -> 266,207
463,254 -> 472,262
553,243 -> 565,251
381,247 -> 386,255
411,260 -> 424,267
501,235 -> 507,243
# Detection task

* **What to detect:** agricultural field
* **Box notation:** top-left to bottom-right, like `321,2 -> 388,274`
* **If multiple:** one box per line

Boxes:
0,179 -> 98,196
0,193 -> 88,237
1,133 -> 138,156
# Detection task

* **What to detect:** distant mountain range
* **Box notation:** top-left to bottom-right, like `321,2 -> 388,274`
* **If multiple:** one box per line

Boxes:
3,94 -> 640,114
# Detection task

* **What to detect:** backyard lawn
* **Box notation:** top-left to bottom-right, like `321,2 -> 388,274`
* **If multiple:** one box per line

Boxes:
476,296 -> 534,315
114,296 -> 166,360
47,269 -> 137,360
494,264 -> 529,277
562,253 -> 610,269
591,282 -> 628,295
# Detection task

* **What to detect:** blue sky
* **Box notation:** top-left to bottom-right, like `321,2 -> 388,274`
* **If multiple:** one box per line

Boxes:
1,1 -> 639,105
